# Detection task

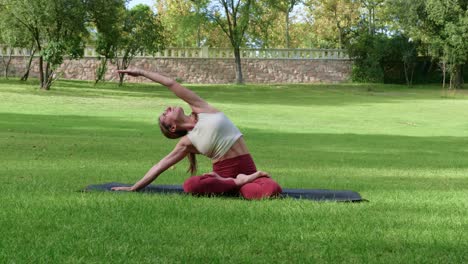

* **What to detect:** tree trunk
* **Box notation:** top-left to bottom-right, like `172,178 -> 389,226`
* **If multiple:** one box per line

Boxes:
449,71 -> 453,90
285,13 -> 290,49
338,28 -> 344,49
454,64 -> 463,89
197,20 -> 202,48
441,61 -> 446,94
95,57 -> 108,84
38,55 -> 46,89
43,61 -> 50,90
112,55 -> 123,85
34,36 -> 45,89
41,61 -> 53,90
4,59 -> 10,79
404,62 -> 410,86
21,47 -> 36,81
233,47 -> 243,84
335,7 -> 344,49
118,58 -> 126,86
368,7 -> 373,35
1,48 -> 13,79
196,5 -> 201,48
410,63 -> 414,86
119,71 -> 125,85
118,52 -> 132,86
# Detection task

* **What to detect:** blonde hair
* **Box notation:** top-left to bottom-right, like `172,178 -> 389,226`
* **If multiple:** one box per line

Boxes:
158,116 -> 197,175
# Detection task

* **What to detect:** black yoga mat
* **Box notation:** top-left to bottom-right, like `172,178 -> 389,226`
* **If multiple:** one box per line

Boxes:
83,182 -> 365,202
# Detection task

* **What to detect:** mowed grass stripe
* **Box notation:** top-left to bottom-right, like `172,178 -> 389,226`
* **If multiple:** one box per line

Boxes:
1,79 -> 467,263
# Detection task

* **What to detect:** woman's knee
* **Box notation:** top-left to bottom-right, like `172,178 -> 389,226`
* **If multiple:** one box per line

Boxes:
183,175 -> 237,195
183,176 -> 202,193
239,178 -> 282,200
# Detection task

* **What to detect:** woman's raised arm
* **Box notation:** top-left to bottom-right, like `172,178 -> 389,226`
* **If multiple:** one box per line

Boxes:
118,69 -> 217,113
111,137 -> 193,191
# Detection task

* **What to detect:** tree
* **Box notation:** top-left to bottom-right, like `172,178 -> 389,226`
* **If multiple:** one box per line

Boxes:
0,24 -> 15,79
114,4 -> 165,85
262,0 -> 302,48
2,0 -> 88,90
359,0 -> 385,35
390,0 -> 468,89
0,3 -> 34,79
304,0 -> 360,48
399,38 -> 418,86
18,41 -> 36,81
197,0 -> 254,84
156,0 -> 211,47
87,0 -> 126,84
244,0 -> 281,48
346,30 -> 384,82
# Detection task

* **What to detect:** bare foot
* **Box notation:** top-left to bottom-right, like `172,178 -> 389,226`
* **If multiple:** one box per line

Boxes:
256,171 -> 270,178
203,172 -> 231,181
235,171 -> 270,186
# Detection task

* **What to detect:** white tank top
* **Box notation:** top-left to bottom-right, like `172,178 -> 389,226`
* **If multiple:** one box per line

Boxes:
187,112 -> 243,160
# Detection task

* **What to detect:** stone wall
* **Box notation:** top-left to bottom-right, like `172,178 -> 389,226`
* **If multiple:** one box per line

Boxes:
1,56 -> 351,84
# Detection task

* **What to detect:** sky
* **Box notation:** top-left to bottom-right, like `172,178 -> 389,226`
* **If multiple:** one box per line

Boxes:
127,0 -> 154,8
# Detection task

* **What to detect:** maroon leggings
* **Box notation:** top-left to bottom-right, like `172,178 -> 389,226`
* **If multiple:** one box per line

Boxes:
183,154 -> 282,200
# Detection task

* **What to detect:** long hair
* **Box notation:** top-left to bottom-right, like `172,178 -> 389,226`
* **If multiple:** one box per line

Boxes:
158,117 -> 197,175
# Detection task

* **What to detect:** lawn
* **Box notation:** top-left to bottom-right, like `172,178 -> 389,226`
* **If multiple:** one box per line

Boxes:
1,78 -> 467,263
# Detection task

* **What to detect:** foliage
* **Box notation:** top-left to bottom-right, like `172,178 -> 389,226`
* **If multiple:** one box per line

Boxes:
390,0 -> 468,88
156,0 -> 215,47
304,0 -> 360,48
346,31 -> 384,82
346,29 -> 419,84
204,0 -> 253,48
243,0 -> 281,48
0,1 -> 33,79
87,0 -> 126,84
1,0 -> 88,90
0,0 -> 465,86
198,0 -> 254,84
262,0 -> 302,48
114,4 -> 165,85
359,0 -> 386,35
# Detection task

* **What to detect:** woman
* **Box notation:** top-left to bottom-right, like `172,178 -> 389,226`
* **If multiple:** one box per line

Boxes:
111,69 -> 282,200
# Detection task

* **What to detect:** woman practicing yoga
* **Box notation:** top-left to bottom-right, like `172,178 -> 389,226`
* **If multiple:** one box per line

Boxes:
111,70 -> 282,199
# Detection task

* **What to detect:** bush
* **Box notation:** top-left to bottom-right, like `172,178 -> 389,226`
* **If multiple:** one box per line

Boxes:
346,32 -> 385,82
346,32 -> 419,84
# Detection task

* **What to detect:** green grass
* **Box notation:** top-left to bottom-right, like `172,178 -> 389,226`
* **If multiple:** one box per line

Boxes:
1,78 -> 468,263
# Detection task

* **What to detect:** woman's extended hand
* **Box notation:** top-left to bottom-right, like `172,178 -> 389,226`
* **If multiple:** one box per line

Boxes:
111,186 -> 135,191
117,69 -> 144,77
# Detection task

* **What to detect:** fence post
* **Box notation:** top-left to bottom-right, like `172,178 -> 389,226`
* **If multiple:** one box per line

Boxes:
201,46 -> 209,58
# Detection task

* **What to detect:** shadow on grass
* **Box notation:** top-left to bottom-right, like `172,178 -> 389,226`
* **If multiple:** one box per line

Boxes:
2,113 -> 468,193
0,79 -> 451,108
3,112 -> 468,170
0,112 -> 155,137
246,127 -> 468,168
